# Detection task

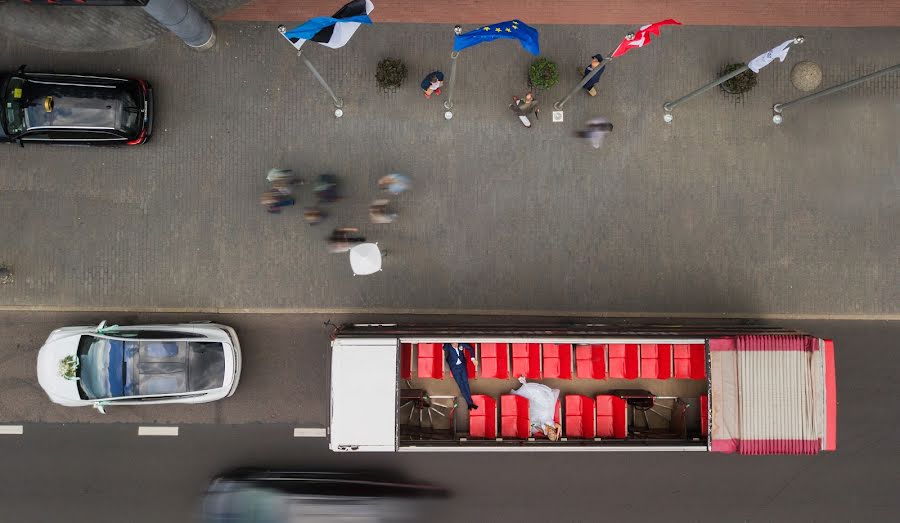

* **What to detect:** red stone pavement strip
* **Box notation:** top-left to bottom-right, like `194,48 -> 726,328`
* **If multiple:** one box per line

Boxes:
219,0 -> 900,26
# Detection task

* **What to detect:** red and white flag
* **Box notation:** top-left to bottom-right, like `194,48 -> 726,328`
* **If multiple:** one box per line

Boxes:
610,19 -> 681,58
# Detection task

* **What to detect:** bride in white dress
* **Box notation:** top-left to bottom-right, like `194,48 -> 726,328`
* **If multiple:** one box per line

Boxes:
510,377 -> 562,440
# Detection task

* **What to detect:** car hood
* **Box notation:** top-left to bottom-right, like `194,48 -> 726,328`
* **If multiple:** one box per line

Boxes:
36,335 -> 83,405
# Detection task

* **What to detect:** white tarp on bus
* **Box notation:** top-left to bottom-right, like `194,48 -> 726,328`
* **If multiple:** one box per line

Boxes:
330,338 -> 398,451
709,335 -> 837,454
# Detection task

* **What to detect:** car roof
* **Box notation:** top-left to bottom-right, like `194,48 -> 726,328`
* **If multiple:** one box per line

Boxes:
21,76 -> 135,131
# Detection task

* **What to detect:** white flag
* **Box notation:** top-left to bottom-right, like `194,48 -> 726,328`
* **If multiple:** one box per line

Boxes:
748,39 -> 795,73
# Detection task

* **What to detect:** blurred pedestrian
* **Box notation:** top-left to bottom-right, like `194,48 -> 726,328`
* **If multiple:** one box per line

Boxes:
509,91 -> 540,128
266,168 -> 296,184
314,174 -> 341,204
369,199 -> 397,224
378,174 -> 412,195
328,227 -> 366,253
260,189 -> 295,214
303,207 -> 326,225
575,118 -> 614,149
421,71 -> 445,99
581,54 -> 606,97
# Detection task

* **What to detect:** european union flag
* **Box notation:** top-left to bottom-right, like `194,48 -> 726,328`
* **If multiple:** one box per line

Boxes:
453,20 -> 540,55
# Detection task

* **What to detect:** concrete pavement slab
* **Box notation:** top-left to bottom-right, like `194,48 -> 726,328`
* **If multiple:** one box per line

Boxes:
0,24 -> 897,316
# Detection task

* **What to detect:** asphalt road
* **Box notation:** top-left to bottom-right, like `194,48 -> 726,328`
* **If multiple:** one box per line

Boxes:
1,313 -> 898,522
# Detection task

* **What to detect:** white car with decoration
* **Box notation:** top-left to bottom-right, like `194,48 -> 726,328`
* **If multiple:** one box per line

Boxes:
36,321 -> 241,413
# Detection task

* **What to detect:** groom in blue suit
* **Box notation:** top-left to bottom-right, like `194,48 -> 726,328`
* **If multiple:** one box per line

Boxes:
443,342 -> 478,410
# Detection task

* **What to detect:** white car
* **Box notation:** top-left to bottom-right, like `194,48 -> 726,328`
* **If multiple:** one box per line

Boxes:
36,321 -> 241,413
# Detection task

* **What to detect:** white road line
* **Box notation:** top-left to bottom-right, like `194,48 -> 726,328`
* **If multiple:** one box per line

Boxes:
293,427 -> 327,438
0,425 -> 24,435
138,426 -> 179,436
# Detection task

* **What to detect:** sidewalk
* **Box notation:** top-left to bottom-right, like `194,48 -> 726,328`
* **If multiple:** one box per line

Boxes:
221,0 -> 900,26
0,24 -> 897,316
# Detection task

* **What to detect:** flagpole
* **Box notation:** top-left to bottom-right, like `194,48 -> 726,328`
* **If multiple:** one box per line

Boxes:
278,25 -> 345,118
552,40 -> 625,112
772,62 -> 899,124
663,35 -> 804,123
443,25 -> 463,120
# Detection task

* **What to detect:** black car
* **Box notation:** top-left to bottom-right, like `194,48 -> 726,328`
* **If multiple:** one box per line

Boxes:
201,470 -> 447,522
0,66 -> 153,146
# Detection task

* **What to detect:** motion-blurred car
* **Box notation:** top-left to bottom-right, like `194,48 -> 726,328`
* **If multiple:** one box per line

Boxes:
1,65 -> 153,146
201,470 -> 446,522
36,321 -> 240,413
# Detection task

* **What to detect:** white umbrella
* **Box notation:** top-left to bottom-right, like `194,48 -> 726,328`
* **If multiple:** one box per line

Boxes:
349,243 -> 383,276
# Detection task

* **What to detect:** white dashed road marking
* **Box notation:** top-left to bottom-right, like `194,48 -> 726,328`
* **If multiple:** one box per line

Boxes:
0,425 -> 24,435
138,426 -> 179,436
293,427 -> 327,437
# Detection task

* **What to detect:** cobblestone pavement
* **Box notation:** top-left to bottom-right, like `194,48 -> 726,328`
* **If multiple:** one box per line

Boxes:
223,0 -> 900,26
0,24 -> 898,316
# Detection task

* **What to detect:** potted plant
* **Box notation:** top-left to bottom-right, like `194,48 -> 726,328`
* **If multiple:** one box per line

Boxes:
720,62 -> 758,95
528,57 -> 559,91
375,58 -> 408,91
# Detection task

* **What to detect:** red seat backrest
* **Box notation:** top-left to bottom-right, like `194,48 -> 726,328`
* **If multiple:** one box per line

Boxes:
575,344 -> 606,379
608,344 -> 638,379
565,394 -> 596,438
500,394 -> 530,438
400,343 -> 412,380
416,343 -> 444,379
640,343 -> 672,379
469,395 -> 497,439
700,394 -> 709,437
542,343 -> 573,379
479,343 -> 510,379
596,395 -> 627,439
674,343 -> 705,379
511,343 -> 541,379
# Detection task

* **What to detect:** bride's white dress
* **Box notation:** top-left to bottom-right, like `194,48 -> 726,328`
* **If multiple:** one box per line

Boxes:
510,382 -> 560,434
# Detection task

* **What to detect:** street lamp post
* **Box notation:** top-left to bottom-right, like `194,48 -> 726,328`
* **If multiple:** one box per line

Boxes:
664,36 -> 805,123
278,25 -> 345,118
443,25 -> 463,120
773,62 -> 900,124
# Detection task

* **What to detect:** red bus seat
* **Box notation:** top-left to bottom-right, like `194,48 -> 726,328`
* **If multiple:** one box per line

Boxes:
500,394 -> 530,439
700,394 -> 709,437
608,344 -> 638,379
400,343 -> 413,380
674,344 -> 706,379
511,343 -> 541,379
469,395 -> 497,439
596,395 -> 627,439
479,343 -> 510,379
542,343 -> 573,379
416,343 -> 443,379
640,343 -> 672,379
565,394 -> 596,438
575,344 -> 606,379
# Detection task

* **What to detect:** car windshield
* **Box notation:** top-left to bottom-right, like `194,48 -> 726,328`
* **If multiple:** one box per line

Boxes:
4,76 -> 27,135
77,335 -> 225,400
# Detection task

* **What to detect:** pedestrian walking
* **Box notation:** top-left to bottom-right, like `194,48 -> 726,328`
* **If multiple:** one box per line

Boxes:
369,199 -> 397,224
378,174 -> 412,195
509,91 -> 540,128
581,54 -> 606,97
260,189 -> 295,214
303,206 -> 326,225
266,168 -> 297,184
328,227 -> 367,253
575,118 -> 614,149
314,174 -> 341,204
421,71 -> 445,99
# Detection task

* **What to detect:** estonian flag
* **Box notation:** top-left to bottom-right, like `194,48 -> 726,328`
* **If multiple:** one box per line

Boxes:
281,0 -> 374,50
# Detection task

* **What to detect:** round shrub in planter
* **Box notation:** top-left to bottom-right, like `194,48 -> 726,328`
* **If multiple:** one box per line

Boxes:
528,57 -> 559,91
375,58 -> 408,91
720,62 -> 758,95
